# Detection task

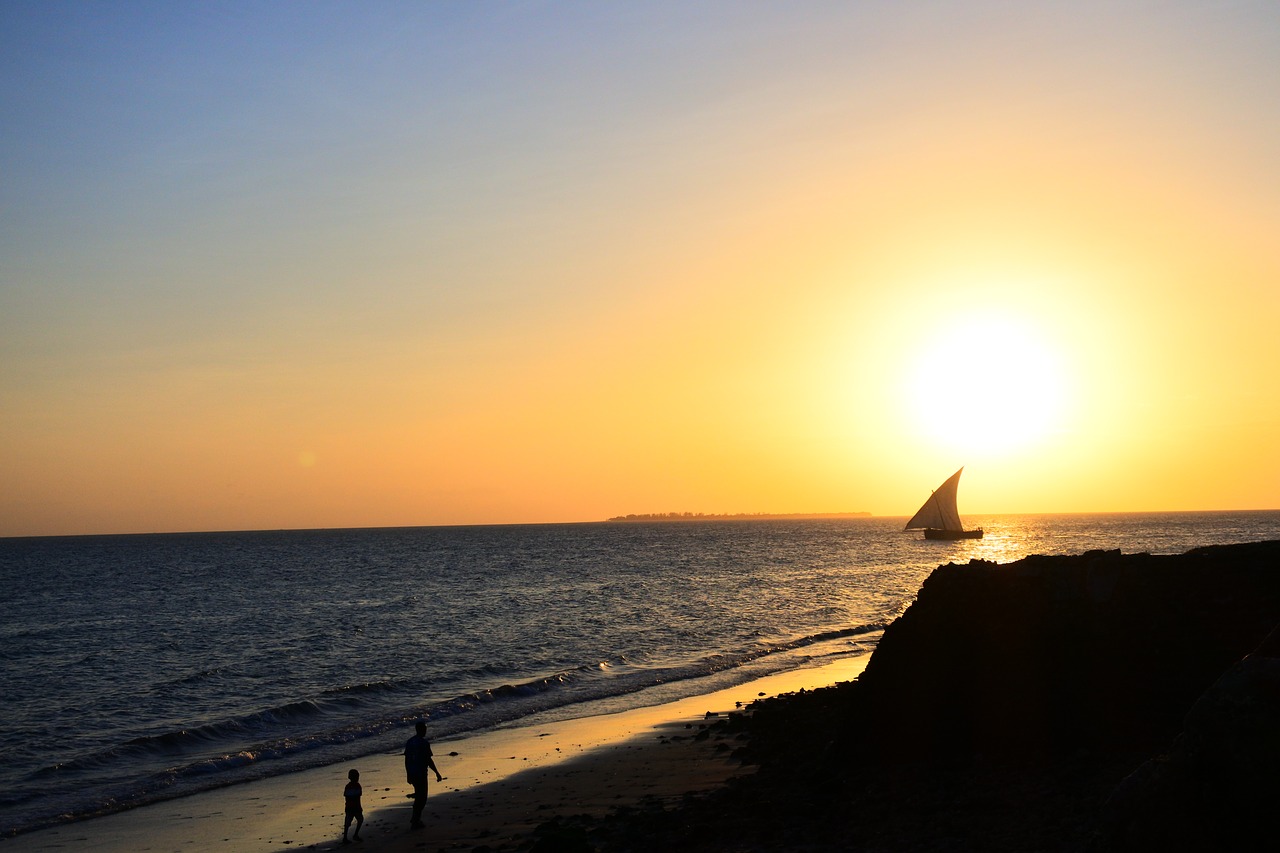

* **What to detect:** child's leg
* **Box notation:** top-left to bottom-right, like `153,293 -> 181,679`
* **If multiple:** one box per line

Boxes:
343,812 -> 352,840
353,812 -> 364,838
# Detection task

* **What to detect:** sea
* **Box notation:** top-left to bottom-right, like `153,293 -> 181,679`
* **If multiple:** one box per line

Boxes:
2,510 -> 1278,838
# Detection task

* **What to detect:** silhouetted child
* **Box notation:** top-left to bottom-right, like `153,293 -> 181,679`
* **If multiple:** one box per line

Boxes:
342,768 -> 363,843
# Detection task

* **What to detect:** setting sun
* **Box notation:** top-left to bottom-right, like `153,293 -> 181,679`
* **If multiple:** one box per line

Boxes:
903,311 -> 1070,458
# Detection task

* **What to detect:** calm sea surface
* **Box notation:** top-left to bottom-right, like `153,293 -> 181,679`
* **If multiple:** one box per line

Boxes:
2,511 -> 1278,836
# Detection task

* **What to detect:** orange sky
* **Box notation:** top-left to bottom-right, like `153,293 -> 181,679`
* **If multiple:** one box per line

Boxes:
2,2 -> 1278,537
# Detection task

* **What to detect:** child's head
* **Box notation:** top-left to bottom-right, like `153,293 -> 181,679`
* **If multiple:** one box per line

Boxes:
348,768 -> 359,782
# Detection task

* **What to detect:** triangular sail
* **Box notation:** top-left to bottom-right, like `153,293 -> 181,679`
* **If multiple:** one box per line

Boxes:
903,468 -> 965,531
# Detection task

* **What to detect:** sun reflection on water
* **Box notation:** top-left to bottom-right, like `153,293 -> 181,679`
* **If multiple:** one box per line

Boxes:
903,511 -> 1280,565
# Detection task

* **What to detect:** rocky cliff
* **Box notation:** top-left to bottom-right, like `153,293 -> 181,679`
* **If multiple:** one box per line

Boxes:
858,541 -> 1280,765
580,540 -> 1280,852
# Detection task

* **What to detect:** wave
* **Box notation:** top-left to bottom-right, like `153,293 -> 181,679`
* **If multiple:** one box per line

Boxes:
4,623 -> 883,837
31,700 -> 327,780
321,680 -> 400,698
157,665 -> 239,688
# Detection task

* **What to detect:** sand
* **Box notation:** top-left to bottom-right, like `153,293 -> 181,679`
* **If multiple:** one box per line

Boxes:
8,658 -> 868,853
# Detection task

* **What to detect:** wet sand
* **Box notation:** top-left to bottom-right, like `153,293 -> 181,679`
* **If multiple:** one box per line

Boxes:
8,658 -> 868,852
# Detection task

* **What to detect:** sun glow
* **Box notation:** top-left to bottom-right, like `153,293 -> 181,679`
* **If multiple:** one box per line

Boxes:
904,312 -> 1069,457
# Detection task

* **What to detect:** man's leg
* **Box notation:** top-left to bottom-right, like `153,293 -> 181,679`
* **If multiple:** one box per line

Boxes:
410,781 -> 427,826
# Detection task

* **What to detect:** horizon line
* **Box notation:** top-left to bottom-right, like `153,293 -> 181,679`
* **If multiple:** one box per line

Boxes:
4,507 -> 1279,542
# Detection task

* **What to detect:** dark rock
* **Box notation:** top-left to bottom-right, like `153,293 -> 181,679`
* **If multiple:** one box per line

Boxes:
1099,625 -> 1280,852
531,816 -> 595,853
584,540 -> 1280,852
858,542 -> 1280,764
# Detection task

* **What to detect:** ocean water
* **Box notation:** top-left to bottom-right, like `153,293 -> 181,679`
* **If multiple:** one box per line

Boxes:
2,511 -> 1278,837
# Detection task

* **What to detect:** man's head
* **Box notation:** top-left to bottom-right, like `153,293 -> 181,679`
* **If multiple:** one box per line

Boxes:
415,721 -> 426,736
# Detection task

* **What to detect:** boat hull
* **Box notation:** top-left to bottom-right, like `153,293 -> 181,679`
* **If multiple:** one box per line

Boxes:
923,527 -> 984,540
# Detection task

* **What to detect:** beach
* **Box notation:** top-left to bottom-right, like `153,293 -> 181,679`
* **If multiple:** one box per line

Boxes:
6,537 -> 1279,853
8,514 -> 1277,843
7,659 -> 868,852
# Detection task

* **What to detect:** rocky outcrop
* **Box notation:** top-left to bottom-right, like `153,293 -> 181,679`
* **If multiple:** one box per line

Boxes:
1098,624 -> 1280,852
857,542 -> 1280,764
579,541 -> 1280,851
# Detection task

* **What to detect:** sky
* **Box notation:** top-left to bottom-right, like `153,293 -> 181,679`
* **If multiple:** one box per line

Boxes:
2,1 -> 1279,537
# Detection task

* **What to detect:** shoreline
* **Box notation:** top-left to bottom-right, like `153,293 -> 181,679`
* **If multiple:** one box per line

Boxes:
12,540 -> 1278,852
7,657 -> 870,852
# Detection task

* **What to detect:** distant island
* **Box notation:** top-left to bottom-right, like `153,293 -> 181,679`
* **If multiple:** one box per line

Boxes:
605,511 -> 871,522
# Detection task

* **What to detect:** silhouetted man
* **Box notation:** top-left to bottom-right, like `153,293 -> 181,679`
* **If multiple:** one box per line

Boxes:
404,721 -> 442,828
